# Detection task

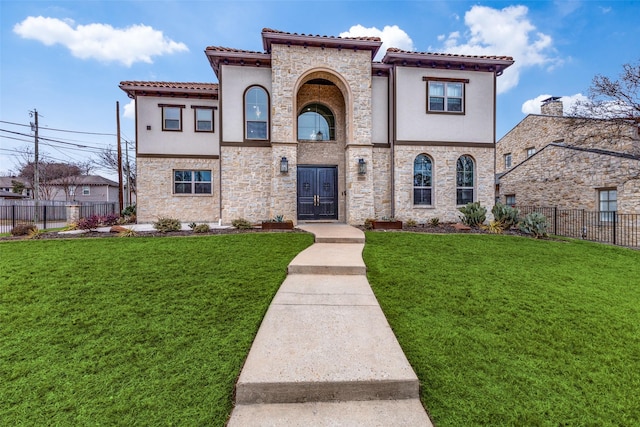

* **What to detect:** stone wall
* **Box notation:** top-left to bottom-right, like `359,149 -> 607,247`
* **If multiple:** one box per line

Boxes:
497,115 -> 640,174
499,144 -> 640,214
373,147 -> 391,219
394,145 -> 495,223
137,157 -> 220,223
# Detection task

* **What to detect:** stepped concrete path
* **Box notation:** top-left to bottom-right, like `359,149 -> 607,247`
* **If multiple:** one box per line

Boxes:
227,224 -> 432,426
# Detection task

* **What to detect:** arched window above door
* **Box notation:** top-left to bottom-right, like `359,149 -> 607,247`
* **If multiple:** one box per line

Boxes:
298,103 -> 335,141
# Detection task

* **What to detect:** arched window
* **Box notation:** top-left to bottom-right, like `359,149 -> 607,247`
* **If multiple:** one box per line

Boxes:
456,155 -> 474,205
245,86 -> 268,140
413,154 -> 433,205
298,103 -> 335,141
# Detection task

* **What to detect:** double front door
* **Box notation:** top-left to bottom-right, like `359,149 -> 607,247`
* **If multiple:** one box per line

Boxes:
297,166 -> 338,220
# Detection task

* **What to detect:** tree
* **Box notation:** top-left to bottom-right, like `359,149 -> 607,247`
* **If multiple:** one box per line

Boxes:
94,144 -> 136,199
18,157 -> 84,200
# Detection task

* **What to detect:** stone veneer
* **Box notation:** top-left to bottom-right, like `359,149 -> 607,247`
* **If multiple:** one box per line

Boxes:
394,145 -> 496,223
499,144 -> 640,214
137,157 -> 220,223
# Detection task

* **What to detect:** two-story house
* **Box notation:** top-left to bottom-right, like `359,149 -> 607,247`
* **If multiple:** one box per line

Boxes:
120,28 -> 513,225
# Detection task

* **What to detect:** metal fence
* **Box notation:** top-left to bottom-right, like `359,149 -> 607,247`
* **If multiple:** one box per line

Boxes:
517,206 -> 640,248
0,202 -> 117,234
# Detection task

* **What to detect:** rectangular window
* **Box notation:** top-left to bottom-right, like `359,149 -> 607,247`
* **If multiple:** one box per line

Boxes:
82,186 -> 90,196
174,170 -> 212,194
505,194 -> 516,206
599,189 -> 617,222
526,147 -> 536,158
160,105 -> 183,131
424,77 -> 468,114
194,107 -> 214,132
504,153 -> 512,169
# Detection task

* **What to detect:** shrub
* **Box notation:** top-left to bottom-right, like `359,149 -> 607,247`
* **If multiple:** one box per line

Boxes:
492,203 -> 519,230
405,219 -> 417,227
118,228 -> 138,238
10,223 -> 37,236
192,224 -> 211,233
519,212 -> 549,238
232,218 -> 253,229
273,215 -> 285,223
122,204 -> 136,217
458,202 -> 487,227
153,217 -> 181,233
102,214 -> 120,226
77,215 -> 101,231
483,220 -> 505,234
364,218 -> 375,230
26,227 -> 43,240
428,217 -> 440,227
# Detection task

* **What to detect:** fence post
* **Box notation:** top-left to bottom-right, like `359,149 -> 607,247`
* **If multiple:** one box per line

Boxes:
612,212 -> 617,246
12,205 -> 16,229
66,204 -> 80,226
43,205 -> 47,230
553,207 -> 558,235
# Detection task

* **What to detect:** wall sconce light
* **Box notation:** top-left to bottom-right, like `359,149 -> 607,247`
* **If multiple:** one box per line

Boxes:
280,157 -> 289,174
358,158 -> 367,175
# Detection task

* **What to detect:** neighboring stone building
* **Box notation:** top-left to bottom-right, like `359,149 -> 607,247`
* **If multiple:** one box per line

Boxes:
120,28 -> 513,225
497,97 -> 640,213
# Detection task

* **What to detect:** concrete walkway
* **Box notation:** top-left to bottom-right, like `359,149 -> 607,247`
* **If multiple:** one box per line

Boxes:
227,224 -> 432,426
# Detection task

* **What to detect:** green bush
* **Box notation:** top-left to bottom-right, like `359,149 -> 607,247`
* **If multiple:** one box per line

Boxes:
192,224 -> 211,233
492,203 -> 519,230
232,218 -> 253,229
428,217 -> 440,227
405,218 -> 417,227
519,212 -> 549,238
122,204 -> 136,217
10,223 -> 37,236
458,202 -> 487,227
153,217 -> 181,233
364,218 -> 375,230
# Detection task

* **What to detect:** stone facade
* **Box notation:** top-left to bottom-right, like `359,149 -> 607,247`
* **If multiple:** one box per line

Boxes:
394,145 -> 495,223
137,157 -> 220,223
499,144 -> 640,214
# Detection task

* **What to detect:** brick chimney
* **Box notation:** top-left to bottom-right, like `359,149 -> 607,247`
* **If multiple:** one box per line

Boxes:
541,96 -> 563,116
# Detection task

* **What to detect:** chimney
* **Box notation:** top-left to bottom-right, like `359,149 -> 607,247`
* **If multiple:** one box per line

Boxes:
541,96 -> 563,116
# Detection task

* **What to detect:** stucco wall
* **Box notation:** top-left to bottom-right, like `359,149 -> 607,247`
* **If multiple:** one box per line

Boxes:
371,76 -> 389,144
136,157 -> 220,223
136,96 -> 219,156
499,145 -> 640,214
395,67 -> 495,143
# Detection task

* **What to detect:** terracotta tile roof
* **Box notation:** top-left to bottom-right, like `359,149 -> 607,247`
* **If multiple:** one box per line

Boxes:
119,81 -> 218,91
385,47 -> 513,61
262,28 -> 381,42
205,46 -> 267,55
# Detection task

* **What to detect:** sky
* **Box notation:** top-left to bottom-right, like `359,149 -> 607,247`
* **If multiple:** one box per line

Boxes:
1,0 -> 639,179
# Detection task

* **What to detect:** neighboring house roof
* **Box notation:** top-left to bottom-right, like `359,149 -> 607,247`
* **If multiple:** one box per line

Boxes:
48,175 -> 119,187
0,176 -> 28,188
120,81 -> 218,99
0,189 -> 27,199
500,142 -> 640,179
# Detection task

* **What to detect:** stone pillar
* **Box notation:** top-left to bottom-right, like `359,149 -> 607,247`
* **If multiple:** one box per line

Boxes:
270,143 -> 298,223
346,145 -> 375,224
541,98 -> 563,116
66,204 -> 80,225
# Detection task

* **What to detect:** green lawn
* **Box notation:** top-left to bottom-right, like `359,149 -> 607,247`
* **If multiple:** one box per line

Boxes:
364,233 -> 640,427
0,233 -> 313,426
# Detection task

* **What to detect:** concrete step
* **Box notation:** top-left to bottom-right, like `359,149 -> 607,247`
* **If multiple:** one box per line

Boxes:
298,223 -> 365,244
227,399 -> 434,426
287,243 -> 366,275
234,275 -> 419,405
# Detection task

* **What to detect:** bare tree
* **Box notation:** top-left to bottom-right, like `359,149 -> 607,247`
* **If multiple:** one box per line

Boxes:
94,145 -> 136,197
17,152 -> 84,200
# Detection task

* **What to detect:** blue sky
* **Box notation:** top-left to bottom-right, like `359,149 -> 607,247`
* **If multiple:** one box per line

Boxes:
1,0 -> 639,178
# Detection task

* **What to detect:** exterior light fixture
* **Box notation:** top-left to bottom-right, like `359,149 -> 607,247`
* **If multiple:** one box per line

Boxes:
280,157 -> 289,174
358,158 -> 367,175
315,130 -> 323,140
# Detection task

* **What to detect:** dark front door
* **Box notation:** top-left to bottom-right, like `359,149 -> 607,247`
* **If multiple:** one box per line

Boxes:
297,166 -> 338,220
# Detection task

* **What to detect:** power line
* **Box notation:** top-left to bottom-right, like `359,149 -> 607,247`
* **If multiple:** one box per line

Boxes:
0,120 -> 116,136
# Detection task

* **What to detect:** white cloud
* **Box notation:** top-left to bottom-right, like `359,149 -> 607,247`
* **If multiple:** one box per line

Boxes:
123,99 -> 136,119
439,5 -> 558,94
13,16 -> 189,67
340,24 -> 414,60
521,93 -> 588,114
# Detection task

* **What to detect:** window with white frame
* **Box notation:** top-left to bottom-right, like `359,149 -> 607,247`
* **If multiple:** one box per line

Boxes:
413,154 -> 433,205
526,147 -> 536,158
173,170 -> 212,194
599,189 -> 617,222
424,77 -> 468,114
456,155 -> 474,205
245,86 -> 269,140
193,107 -> 214,132
82,186 -> 90,196
160,105 -> 184,131
504,153 -> 512,169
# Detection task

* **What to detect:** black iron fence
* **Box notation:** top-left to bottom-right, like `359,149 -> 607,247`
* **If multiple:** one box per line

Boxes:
517,206 -> 639,248
0,202 -> 117,234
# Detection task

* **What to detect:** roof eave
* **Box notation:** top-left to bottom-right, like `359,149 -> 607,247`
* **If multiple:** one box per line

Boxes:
261,30 -> 382,59
382,51 -> 514,72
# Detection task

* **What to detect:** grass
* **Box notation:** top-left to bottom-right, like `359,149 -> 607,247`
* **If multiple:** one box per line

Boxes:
0,233 -> 313,426
364,233 -> 640,427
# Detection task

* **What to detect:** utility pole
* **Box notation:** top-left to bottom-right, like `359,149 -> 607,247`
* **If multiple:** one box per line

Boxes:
124,139 -> 131,206
116,101 -> 124,213
29,109 -> 40,221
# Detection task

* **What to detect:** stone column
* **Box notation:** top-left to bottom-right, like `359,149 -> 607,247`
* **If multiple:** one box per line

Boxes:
66,204 -> 80,225
346,145 -> 375,224
270,143 -> 298,223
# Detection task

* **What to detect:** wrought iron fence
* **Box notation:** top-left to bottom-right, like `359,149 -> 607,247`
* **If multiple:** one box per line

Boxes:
517,206 -> 639,248
0,202 -> 117,234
